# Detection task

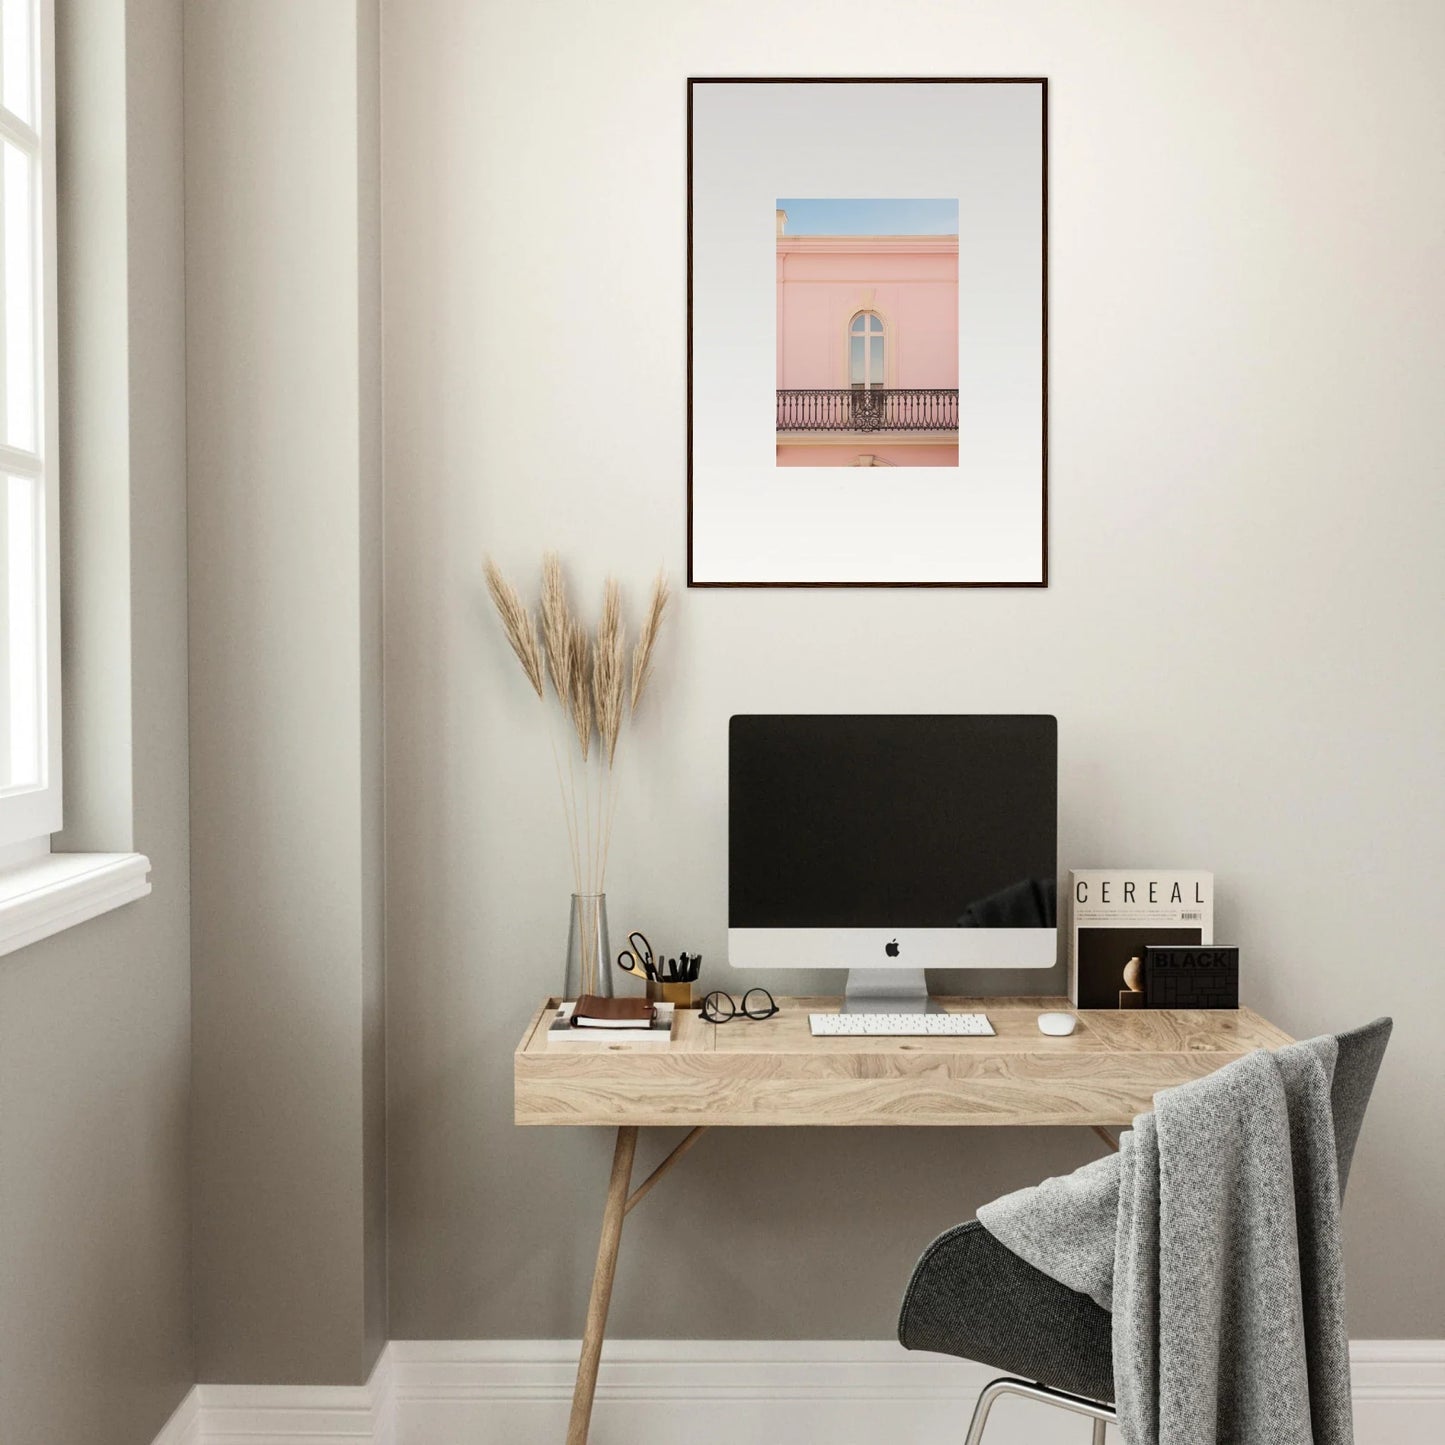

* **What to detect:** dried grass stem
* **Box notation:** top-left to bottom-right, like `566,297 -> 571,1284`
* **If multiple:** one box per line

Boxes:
484,554 -> 670,897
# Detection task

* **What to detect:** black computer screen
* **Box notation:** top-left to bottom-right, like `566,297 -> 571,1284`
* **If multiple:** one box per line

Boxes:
728,715 -> 1057,929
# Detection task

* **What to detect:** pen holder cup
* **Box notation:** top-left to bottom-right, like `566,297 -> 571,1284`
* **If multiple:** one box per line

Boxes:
648,979 -> 693,1009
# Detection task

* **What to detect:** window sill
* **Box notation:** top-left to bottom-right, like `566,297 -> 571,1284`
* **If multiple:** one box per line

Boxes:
0,852 -> 152,958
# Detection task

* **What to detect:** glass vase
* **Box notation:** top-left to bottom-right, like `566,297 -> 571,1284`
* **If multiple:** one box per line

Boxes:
564,892 -> 612,1001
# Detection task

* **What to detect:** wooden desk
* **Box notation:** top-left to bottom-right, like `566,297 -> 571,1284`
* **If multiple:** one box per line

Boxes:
515,995 -> 1291,1444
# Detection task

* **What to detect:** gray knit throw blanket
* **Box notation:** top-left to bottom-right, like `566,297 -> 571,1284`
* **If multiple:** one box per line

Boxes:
978,1037 -> 1353,1445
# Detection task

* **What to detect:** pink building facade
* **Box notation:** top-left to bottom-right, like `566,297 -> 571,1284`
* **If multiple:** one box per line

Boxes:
776,215 -> 959,467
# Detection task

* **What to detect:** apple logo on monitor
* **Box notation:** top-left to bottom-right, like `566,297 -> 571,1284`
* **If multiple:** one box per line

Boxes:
885,938 -> 900,957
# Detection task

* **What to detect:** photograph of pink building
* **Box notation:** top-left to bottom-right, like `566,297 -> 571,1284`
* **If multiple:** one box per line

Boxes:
776,199 -> 959,468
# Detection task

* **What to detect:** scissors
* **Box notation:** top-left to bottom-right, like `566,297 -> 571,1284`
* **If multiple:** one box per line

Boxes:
616,930 -> 657,982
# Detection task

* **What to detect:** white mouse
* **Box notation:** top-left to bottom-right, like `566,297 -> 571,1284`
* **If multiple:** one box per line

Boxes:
1037,1011 -> 1078,1037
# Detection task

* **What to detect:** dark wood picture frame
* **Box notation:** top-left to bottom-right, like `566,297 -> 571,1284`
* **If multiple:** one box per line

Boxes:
686,76 -> 1049,588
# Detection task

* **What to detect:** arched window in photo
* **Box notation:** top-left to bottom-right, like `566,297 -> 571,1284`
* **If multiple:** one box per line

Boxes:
849,311 -> 885,390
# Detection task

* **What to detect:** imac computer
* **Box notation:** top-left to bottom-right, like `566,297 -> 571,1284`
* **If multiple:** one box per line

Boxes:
728,714 -> 1058,1015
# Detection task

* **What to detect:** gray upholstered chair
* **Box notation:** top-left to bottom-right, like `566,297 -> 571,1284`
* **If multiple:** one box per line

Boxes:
898,1018 -> 1392,1443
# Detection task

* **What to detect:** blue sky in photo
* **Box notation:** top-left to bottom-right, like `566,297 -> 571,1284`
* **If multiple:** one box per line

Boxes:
776,198 -> 958,236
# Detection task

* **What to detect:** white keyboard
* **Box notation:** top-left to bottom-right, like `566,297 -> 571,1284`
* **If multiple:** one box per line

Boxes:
809,1012 -> 995,1037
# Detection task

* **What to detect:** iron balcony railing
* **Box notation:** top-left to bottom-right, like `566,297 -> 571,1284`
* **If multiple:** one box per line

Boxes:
776,388 -> 959,433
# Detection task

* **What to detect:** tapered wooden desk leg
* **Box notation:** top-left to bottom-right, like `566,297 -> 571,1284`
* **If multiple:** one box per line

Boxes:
566,1125 -> 638,1445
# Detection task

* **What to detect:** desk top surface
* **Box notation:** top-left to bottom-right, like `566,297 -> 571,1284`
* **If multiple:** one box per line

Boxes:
514,996 -> 1292,1128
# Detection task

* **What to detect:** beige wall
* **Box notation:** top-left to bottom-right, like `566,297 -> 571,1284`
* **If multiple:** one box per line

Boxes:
382,0 -> 1445,1342
0,3 -> 193,1443
187,0 -> 386,1386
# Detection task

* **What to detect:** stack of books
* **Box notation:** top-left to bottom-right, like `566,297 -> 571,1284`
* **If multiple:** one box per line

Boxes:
546,997 -> 676,1046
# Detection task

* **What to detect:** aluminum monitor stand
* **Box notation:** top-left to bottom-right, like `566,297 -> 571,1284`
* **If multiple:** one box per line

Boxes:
841,968 -> 942,1014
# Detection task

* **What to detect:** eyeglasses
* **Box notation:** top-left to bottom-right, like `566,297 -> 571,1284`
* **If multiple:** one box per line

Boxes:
700,988 -> 779,1023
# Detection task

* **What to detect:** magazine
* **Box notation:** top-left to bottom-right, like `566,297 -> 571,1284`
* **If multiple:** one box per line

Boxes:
1069,870 -> 1213,1009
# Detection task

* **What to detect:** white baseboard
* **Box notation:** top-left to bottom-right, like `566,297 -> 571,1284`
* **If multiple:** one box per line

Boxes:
151,1386 -> 201,1445
151,1339 -> 1445,1445
154,1351 -> 394,1445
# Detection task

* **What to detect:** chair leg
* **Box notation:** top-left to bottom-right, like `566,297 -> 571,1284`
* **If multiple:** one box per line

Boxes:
962,1378 -> 1012,1445
963,1377 -> 1116,1445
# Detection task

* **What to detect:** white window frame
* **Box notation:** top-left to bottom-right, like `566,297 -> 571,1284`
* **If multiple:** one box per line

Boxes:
848,310 -> 885,391
0,0 -> 150,954
0,0 -> 59,855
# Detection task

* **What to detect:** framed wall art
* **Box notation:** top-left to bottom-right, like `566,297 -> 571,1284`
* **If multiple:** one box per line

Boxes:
687,78 -> 1047,587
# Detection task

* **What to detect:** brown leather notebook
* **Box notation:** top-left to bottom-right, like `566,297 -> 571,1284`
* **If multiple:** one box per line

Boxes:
572,995 -> 656,1028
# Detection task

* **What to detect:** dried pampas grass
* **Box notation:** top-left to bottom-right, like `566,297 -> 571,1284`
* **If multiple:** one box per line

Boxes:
484,553 -> 671,895
539,552 -> 574,708
567,617 -> 593,761
484,559 -> 544,699
592,579 -> 625,766
630,570 -> 670,714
